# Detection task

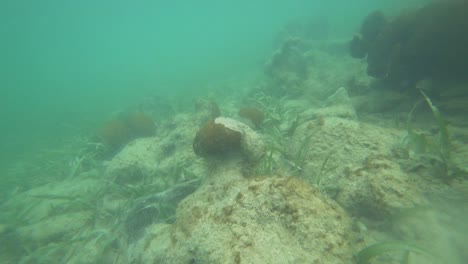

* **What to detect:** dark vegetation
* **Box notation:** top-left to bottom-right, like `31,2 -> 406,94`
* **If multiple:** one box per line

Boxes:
349,1 -> 468,85
349,11 -> 387,59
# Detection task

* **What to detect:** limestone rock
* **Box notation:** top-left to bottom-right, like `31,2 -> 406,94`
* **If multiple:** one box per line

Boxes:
291,116 -> 426,218
105,137 -> 160,184
128,176 -> 356,264
336,156 -> 425,219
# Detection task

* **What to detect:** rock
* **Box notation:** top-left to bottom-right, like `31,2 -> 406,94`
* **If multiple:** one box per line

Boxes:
128,176 -> 357,264
264,38 -> 308,96
105,137 -> 160,184
336,156 -> 425,219
303,87 -> 357,120
105,126 -> 204,186
291,116 -> 426,218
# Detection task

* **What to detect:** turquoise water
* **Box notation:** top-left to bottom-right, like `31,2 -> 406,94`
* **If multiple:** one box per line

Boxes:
0,1 -> 425,166
2,1 -> 467,263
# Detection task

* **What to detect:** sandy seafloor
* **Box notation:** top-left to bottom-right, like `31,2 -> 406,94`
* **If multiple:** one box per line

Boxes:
1,38 -> 468,264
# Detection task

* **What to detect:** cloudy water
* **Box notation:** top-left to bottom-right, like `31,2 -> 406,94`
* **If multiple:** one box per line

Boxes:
1,1 -> 467,263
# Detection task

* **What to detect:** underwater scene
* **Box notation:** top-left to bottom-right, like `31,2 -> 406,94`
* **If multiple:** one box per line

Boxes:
1,0 -> 468,263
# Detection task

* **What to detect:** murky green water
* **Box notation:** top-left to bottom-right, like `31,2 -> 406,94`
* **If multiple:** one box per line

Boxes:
1,1 -> 466,263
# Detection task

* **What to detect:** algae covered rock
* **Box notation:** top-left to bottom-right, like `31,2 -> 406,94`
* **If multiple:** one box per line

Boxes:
128,176 -> 357,264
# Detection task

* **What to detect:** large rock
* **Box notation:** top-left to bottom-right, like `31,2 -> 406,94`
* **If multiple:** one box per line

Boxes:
291,116 -> 426,218
105,137 -> 160,184
128,176 -> 357,264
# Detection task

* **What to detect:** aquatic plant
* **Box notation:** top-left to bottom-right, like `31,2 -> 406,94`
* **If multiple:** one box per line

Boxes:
253,118 -> 313,177
193,121 -> 242,158
402,91 -> 453,180
18,242 -> 69,264
420,91 -> 450,160
17,225 -> 128,263
249,93 -> 309,176
287,133 -> 313,174
402,99 -> 427,155
238,107 -> 265,127
314,150 -> 337,187
355,240 -> 435,264
67,147 -> 104,179
30,184 -> 113,229
249,92 -> 300,131
13,180 -> 133,262
255,148 -> 276,175
124,179 -> 200,241
254,135 -> 285,176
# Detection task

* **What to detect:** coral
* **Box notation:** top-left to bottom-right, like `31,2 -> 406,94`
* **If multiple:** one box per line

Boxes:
193,121 -> 242,158
125,112 -> 156,138
238,107 -> 264,127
